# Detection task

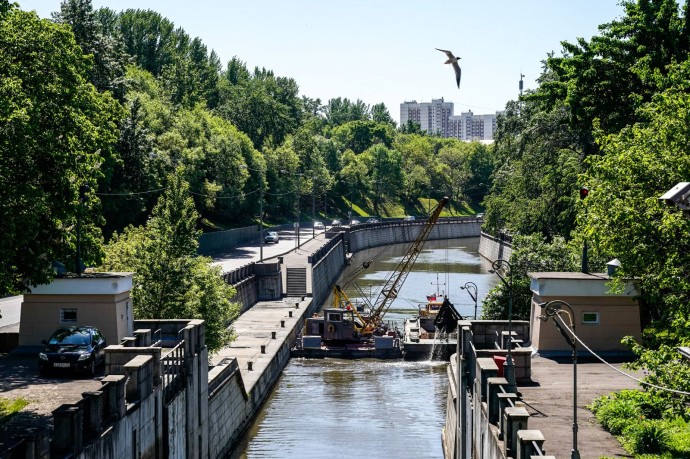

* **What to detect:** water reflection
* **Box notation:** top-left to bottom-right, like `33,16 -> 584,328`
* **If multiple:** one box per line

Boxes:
234,237 -> 498,459
341,237 -> 498,320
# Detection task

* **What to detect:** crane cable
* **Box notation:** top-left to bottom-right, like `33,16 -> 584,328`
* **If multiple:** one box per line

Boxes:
554,312 -> 690,397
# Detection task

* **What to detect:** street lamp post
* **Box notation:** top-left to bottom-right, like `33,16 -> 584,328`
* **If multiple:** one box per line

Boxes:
538,300 -> 580,459
460,281 -> 478,319
242,165 -> 265,261
259,172 -> 264,262
312,177 -> 316,239
75,184 -> 90,276
294,173 -> 303,248
489,259 -> 516,393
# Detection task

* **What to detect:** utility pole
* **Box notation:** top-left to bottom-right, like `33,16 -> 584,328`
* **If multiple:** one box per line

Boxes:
312,176 -> 316,239
259,171 -> 264,261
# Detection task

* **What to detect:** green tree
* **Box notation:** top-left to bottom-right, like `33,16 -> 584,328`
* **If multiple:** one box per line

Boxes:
332,120 -> 394,154
579,59 -> 690,331
52,0 -> 128,98
361,144 -> 403,213
101,169 -> 239,352
481,235 -> 578,320
371,102 -> 395,126
0,5 -> 121,294
324,97 -> 369,126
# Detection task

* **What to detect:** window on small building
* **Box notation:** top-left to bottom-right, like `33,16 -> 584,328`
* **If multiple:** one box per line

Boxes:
60,308 -> 77,323
582,311 -> 599,325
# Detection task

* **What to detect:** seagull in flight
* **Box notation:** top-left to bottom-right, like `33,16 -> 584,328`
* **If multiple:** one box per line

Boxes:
436,48 -> 461,88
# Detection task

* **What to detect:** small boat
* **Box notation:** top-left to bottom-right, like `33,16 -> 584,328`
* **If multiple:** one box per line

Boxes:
402,292 -> 463,360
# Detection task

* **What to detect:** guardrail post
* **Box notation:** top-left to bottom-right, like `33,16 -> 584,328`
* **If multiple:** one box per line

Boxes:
101,375 -> 127,420
503,406 -> 529,458
487,377 -> 508,424
52,405 -> 82,456
516,430 -> 545,459
82,391 -> 104,436
498,392 -> 519,439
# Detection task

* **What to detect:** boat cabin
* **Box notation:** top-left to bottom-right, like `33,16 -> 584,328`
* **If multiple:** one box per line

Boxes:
304,307 -> 358,341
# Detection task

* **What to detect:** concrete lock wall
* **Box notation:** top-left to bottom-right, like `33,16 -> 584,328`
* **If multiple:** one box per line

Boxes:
478,231 -> 513,262
310,238 -> 347,308
443,321 -> 549,459
348,219 -> 482,253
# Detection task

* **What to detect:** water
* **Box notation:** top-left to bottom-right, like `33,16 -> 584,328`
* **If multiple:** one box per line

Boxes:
234,237 -> 498,459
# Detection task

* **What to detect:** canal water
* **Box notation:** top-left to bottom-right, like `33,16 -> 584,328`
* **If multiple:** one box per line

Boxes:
234,237 -> 498,459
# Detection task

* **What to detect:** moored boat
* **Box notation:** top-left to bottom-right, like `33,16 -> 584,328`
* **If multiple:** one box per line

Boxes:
402,293 -> 463,360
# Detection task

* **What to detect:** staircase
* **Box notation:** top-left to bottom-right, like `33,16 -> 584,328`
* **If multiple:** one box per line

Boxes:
286,267 -> 307,297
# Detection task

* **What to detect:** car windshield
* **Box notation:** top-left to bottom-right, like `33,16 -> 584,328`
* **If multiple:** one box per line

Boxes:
49,329 -> 90,346
268,232 -> 277,236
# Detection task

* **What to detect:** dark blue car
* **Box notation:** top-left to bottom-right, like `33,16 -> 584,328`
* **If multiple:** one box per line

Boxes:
38,326 -> 106,376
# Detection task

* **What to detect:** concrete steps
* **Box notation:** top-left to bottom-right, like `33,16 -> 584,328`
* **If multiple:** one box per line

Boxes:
286,267 -> 307,296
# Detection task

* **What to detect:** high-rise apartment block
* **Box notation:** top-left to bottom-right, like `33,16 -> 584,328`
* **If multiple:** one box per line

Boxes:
400,98 -> 499,141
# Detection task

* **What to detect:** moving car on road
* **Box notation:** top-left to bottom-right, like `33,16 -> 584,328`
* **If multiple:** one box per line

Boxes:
314,221 -> 325,231
39,326 -> 106,376
403,215 -> 416,221
264,231 -> 279,243
331,219 -> 342,227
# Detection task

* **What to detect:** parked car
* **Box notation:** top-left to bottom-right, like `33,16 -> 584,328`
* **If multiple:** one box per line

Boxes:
38,326 -> 106,376
331,219 -> 342,227
403,215 -> 416,221
314,221 -> 325,231
264,231 -> 279,243
366,218 -> 379,224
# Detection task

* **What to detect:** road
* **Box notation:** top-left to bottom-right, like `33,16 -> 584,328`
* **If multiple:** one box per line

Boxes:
0,296 -> 22,332
209,226 -> 327,273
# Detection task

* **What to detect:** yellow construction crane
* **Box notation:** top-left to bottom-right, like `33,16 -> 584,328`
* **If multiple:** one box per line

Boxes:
330,197 -> 448,338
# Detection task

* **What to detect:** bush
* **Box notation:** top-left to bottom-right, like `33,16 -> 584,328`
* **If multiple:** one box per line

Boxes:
624,420 -> 670,454
591,394 -> 641,435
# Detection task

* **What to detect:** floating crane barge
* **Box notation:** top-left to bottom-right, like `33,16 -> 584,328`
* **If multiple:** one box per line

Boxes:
292,197 -> 449,359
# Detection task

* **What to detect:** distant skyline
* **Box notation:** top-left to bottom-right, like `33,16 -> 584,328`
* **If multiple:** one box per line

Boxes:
18,0 -> 625,124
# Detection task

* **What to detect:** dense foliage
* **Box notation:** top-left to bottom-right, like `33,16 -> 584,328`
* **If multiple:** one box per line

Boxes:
0,0 -> 494,356
479,0 -> 690,447
101,170 -> 239,352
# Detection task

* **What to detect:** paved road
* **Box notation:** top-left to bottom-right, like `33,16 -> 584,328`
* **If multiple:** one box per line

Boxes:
210,227 -> 328,273
0,296 -> 21,332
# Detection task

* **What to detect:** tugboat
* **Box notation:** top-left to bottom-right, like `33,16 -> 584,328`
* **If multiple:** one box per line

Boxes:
402,291 -> 463,360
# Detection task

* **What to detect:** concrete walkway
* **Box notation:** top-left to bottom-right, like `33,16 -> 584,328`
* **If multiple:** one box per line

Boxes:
519,355 -> 639,458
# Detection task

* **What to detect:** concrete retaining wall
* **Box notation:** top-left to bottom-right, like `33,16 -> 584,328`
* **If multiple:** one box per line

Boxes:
310,239 -> 347,309
443,320 -> 551,459
206,300 -> 309,457
348,219 -> 482,253
478,231 -> 513,262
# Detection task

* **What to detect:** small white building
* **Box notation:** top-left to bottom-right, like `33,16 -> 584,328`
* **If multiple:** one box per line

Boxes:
19,273 -> 134,347
529,271 -> 641,355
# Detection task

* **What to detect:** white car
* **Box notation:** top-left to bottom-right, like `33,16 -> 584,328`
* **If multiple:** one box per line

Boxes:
314,221 -> 325,230
264,231 -> 279,243
403,215 -> 416,221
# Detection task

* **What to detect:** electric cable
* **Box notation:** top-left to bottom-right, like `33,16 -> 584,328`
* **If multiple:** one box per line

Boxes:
554,312 -> 690,397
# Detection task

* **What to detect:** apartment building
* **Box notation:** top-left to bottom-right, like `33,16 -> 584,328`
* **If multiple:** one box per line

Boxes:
400,98 -> 499,141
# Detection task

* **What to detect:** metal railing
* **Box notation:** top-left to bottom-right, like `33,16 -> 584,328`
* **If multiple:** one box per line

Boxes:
161,340 -> 186,403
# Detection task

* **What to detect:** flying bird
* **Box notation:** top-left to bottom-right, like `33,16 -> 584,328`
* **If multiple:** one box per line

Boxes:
436,48 -> 461,89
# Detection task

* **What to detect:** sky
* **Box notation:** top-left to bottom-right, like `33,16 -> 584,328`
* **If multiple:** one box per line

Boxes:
18,0 -> 625,124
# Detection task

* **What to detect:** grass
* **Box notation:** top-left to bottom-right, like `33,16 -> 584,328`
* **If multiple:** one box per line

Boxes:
200,194 -> 483,232
592,392 -> 690,459
0,397 -> 28,426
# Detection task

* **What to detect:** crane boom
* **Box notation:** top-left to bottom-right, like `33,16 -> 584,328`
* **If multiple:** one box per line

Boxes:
363,197 -> 448,334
